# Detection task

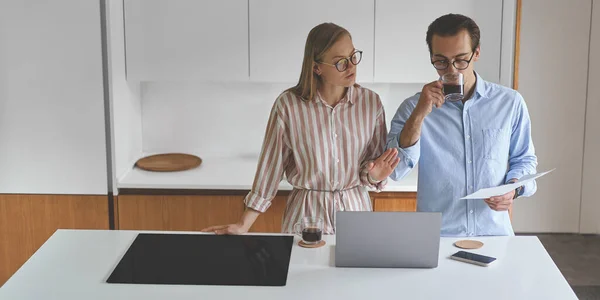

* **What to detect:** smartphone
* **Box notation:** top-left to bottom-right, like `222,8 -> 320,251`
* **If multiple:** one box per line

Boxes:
450,251 -> 497,267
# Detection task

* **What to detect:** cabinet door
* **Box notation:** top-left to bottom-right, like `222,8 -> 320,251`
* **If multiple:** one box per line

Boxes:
117,195 -> 244,231
371,192 -> 417,212
0,195 -> 109,286
249,195 -> 287,233
374,0 -> 502,83
0,0 -> 108,194
124,0 -> 249,82
249,0 -> 375,83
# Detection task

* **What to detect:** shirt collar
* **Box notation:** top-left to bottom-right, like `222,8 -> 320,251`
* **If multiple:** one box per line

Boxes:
316,84 -> 356,105
345,84 -> 356,105
473,71 -> 487,98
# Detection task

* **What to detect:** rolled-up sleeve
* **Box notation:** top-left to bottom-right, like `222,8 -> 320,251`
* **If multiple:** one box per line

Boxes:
387,95 -> 421,181
244,99 -> 292,212
359,97 -> 388,192
505,91 -> 538,197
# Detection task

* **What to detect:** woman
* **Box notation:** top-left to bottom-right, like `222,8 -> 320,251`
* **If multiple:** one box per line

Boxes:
202,22 -> 399,235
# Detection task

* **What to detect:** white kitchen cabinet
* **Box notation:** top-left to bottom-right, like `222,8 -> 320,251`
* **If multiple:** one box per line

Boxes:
374,0 -> 504,83
124,0 -> 249,82
0,0 -> 108,194
249,0 -> 375,83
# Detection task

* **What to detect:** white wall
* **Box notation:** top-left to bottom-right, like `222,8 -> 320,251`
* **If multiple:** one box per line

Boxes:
106,0 -> 143,190
140,81 -> 422,159
0,0 -> 108,194
141,82 -> 289,158
580,0 -> 600,234
515,0 -> 592,232
500,0 -> 517,88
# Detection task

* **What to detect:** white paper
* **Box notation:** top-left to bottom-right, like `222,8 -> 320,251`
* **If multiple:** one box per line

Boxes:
459,169 -> 555,200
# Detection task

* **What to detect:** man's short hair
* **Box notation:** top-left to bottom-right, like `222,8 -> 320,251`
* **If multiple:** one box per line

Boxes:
426,13 -> 481,55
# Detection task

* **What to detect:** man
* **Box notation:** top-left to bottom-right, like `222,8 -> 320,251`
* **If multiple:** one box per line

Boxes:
387,13 -> 538,236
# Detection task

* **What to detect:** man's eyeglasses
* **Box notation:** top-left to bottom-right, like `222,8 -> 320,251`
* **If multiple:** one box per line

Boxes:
317,50 -> 362,72
431,51 -> 475,70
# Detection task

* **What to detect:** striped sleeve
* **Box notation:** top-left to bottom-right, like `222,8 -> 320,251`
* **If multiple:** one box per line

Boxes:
359,93 -> 388,192
244,97 -> 292,212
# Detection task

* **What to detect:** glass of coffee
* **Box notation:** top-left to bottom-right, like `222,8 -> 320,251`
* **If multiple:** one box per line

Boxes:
293,217 -> 323,245
441,72 -> 464,101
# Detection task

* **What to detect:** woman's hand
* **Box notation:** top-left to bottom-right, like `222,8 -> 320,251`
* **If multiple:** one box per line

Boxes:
366,148 -> 400,182
201,222 -> 249,235
200,208 -> 261,235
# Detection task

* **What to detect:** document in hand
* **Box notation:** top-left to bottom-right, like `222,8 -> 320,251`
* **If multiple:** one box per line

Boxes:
459,169 -> 555,200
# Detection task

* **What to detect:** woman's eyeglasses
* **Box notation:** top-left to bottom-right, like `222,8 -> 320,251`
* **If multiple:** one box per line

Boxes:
317,50 -> 362,72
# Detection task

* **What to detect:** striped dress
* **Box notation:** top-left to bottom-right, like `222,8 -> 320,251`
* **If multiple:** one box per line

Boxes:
244,84 -> 388,234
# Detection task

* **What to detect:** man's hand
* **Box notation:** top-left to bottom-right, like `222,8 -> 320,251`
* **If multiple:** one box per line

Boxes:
413,80 -> 445,117
484,190 -> 515,211
399,80 -> 444,148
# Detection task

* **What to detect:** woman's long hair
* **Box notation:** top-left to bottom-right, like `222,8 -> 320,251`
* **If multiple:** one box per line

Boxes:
286,23 -> 351,101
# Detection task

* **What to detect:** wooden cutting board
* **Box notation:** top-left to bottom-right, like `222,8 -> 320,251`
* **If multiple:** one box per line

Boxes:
135,153 -> 202,172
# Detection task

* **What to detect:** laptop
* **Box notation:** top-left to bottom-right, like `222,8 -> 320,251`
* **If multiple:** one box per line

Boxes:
334,211 -> 442,268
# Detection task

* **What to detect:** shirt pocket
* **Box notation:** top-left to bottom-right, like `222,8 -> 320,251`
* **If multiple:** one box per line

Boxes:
482,128 -> 510,161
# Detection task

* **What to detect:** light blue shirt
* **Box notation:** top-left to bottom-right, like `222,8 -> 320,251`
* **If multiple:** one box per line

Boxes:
387,72 -> 538,237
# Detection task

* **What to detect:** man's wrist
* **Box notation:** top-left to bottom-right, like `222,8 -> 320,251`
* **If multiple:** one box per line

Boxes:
514,185 -> 524,199
507,178 -> 524,199
505,178 -> 517,199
